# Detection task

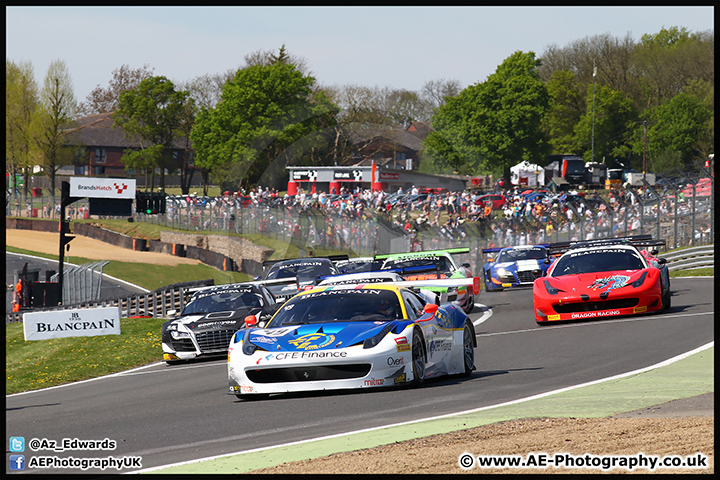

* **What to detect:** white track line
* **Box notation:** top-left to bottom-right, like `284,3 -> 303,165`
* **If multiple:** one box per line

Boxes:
131,341 -> 714,473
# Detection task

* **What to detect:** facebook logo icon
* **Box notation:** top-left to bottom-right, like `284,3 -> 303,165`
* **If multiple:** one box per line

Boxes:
9,454 -> 25,470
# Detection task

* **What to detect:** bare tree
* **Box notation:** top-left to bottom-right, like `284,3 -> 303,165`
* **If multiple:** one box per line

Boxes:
421,78 -> 461,113
77,64 -> 154,116
33,60 -> 77,202
244,44 -> 311,75
180,69 -> 235,111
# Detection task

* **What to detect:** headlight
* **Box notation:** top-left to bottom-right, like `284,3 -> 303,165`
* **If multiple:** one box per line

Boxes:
363,323 -> 394,349
544,280 -> 560,295
631,271 -> 648,288
241,330 -> 258,355
167,324 -> 190,339
497,268 -> 508,277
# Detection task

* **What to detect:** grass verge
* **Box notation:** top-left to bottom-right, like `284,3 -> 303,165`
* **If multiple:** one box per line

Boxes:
6,317 -> 165,395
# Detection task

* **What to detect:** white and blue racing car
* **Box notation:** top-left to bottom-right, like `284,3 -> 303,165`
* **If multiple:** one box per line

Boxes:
228,282 -> 477,399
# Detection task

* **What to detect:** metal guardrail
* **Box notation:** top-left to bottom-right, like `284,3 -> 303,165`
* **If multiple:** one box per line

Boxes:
663,245 -> 715,272
6,280 -> 214,324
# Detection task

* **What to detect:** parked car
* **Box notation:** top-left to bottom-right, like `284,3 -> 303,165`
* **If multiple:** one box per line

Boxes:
475,194 -> 506,210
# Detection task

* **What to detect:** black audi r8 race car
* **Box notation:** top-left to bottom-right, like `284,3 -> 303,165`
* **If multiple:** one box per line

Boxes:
162,282 -> 281,364
260,255 -> 348,303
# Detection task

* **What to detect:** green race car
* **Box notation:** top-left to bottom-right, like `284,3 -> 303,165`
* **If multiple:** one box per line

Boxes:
374,248 -> 478,314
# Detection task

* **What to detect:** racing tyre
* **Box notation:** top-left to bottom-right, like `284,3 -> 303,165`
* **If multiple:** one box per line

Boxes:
484,272 -> 492,292
461,321 -> 475,376
464,292 -> 475,314
662,288 -> 671,311
411,329 -> 426,386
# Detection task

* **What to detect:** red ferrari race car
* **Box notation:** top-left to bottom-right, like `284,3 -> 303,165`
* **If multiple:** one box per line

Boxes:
533,235 -> 671,325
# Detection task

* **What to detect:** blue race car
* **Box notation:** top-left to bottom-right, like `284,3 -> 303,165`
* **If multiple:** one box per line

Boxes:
228,283 -> 476,399
482,244 -> 549,292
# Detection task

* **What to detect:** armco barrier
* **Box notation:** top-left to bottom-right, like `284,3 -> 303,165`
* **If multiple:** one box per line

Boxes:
6,279 -> 214,323
663,245 -> 715,272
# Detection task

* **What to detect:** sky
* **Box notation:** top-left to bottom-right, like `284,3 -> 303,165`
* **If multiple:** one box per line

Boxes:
6,6 -> 715,105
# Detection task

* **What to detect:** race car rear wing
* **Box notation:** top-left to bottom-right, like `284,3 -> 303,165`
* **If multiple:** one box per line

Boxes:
314,275 -> 482,297
546,235 -> 666,256
185,277 -> 301,295
261,255 -> 350,274
373,247 -> 470,261
316,263 -> 444,285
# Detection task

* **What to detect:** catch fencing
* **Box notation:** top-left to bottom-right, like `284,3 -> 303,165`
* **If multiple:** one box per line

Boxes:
5,165 -> 713,323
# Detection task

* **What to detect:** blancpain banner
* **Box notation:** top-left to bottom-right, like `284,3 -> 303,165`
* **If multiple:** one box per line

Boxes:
69,177 -> 136,199
23,307 -> 122,341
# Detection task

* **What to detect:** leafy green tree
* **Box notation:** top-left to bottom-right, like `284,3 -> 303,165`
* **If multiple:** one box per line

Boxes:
32,59 -> 77,202
543,69 -> 584,154
539,33 -> 641,108
190,60 -> 338,191
635,92 -> 712,173
683,79 -> 714,160
114,76 -> 192,191
574,84 -> 637,164
6,60 -> 39,200
633,26 -> 715,109
425,51 -> 550,182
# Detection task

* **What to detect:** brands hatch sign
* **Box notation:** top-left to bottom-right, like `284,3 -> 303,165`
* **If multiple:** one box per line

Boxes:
23,307 -> 122,341
69,177 -> 136,199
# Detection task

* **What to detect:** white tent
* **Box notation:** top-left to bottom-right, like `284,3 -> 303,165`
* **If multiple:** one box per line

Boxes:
510,161 -> 545,187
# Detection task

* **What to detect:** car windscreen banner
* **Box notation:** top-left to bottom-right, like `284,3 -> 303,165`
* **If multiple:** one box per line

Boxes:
23,307 -> 121,341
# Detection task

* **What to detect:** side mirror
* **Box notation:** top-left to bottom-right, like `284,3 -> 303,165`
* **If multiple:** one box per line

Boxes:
657,257 -> 667,265
651,249 -> 659,255
416,303 -> 439,322
244,315 -> 258,327
167,309 -> 177,317
423,303 -> 439,315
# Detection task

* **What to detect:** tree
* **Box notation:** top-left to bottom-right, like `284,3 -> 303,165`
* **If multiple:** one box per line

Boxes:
573,84 -> 637,164
180,70 -> 235,111
190,58 -> 338,191
425,51 -> 550,182
633,27 -> 714,109
638,92 -> 712,172
244,44 -> 311,75
539,33 -> 642,108
543,69 -> 584,154
33,59 -> 77,202
6,59 -> 39,200
114,76 -> 192,191
78,64 -> 154,116
421,78 -> 461,113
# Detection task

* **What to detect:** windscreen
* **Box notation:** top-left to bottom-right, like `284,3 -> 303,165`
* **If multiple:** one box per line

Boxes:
266,261 -> 337,282
551,249 -> 646,276
267,289 -> 403,326
498,247 -> 547,262
182,288 -> 264,315
383,255 -> 452,275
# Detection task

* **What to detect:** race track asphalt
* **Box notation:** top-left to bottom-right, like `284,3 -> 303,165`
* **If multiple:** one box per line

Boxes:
141,335 -> 713,474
